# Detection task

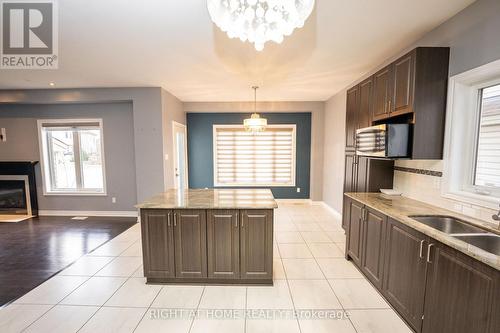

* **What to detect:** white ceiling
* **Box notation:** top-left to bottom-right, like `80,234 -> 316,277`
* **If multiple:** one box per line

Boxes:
0,0 -> 475,101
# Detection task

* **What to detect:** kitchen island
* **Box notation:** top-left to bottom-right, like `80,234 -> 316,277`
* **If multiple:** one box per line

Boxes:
136,189 -> 278,285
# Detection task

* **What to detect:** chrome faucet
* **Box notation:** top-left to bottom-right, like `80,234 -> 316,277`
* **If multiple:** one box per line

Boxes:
493,204 -> 500,222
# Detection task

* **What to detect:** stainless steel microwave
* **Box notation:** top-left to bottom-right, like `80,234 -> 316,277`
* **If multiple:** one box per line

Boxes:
356,124 -> 411,158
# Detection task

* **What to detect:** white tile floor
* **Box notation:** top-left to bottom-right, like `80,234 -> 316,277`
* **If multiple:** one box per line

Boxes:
0,203 -> 412,333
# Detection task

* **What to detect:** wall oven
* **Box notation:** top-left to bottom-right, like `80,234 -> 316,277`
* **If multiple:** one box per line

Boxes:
356,124 -> 411,158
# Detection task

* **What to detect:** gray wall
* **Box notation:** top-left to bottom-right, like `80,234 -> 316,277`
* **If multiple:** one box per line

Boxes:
0,103 -> 137,211
322,0 -> 500,213
184,101 -> 325,201
0,87 -> 180,213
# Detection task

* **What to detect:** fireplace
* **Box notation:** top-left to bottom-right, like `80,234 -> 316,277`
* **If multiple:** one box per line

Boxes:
0,176 -> 32,215
0,162 -> 38,216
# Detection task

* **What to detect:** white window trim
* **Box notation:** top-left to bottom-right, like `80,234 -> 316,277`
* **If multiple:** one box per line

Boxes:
213,124 -> 297,187
37,118 -> 107,196
442,59 -> 500,209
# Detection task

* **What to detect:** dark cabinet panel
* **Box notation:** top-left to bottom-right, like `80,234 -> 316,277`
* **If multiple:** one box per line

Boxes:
355,157 -> 394,193
240,210 -> 273,280
140,210 -> 175,279
345,86 -> 359,150
361,207 -> 386,288
344,153 -> 357,194
346,199 -> 363,266
383,218 -> 427,332
358,77 -> 373,129
207,210 -> 240,279
392,51 -> 415,116
372,66 -> 392,121
423,242 -> 499,333
174,209 -> 207,278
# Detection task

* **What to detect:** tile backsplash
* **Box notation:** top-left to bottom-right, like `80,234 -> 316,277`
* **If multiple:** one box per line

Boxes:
393,160 -> 499,227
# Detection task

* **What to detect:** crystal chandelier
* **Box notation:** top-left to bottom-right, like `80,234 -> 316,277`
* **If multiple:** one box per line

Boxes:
244,86 -> 267,132
207,0 -> 315,51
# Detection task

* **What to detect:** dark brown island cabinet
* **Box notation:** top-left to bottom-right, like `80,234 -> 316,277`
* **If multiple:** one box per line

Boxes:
343,195 -> 500,333
137,189 -> 276,285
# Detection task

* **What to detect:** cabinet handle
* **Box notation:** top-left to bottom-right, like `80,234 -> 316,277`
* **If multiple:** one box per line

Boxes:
167,212 -> 171,227
388,100 -> 392,113
426,243 -> 434,263
235,215 -> 238,228
173,213 -> 177,227
419,240 -> 425,259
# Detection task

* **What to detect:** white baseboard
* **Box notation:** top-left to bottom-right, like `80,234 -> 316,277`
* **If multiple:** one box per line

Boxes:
39,210 -> 138,218
275,199 -> 312,204
319,202 -> 342,218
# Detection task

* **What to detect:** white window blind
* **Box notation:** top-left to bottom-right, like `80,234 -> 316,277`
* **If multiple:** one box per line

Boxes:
474,84 -> 500,188
213,125 -> 296,186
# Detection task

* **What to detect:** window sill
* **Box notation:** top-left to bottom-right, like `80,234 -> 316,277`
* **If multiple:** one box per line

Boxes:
43,191 -> 107,197
441,190 -> 500,210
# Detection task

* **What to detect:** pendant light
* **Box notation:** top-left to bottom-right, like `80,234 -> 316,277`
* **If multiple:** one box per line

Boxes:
244,86 -> 267,132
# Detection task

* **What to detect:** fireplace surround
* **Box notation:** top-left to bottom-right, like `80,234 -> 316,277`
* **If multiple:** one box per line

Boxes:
0,162 -> 38,216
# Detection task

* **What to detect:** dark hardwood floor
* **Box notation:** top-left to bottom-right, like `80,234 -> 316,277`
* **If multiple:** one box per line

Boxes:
0,215 -> 137,306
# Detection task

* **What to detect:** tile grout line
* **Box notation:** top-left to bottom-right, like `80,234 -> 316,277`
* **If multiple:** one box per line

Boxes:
187,286 -> 206,333
299,214 -> 360,333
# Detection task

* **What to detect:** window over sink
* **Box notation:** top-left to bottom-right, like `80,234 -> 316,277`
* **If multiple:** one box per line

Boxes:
37,119 -> 106,195
443,60 -> 500,208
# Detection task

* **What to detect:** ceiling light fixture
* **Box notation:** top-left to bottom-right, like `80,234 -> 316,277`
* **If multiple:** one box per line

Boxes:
207,0 -> 315,51
244,86 -> 267,132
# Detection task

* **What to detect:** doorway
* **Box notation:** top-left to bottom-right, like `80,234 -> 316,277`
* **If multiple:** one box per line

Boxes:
172,121 -> 188,189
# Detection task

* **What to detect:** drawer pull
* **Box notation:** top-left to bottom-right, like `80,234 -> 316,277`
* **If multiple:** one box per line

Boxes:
419,240 -> 425,259
427,243 -> 434,263
167,212 -> 171,227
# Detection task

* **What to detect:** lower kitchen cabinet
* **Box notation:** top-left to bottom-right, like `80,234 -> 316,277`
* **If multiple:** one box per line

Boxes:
141,209 -> 175,279
240,210 -> 273,280
383,218 -> 427,332
174,210 -> 207,278
141,208 -> 274,284
344,196 -> 500,333
360,207 -> 386,289
422,241 -> 499,333
346,198 -> 364,266
207,210 -> 240,279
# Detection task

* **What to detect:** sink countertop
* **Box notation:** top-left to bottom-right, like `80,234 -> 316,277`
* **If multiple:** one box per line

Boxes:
136,188 -> 278,210
345,193 -> 500,271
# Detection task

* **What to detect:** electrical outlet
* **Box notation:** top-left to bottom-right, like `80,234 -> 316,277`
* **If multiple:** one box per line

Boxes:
112,197 -> 117,203
164,154 -> 169,161
296,188 -> 301,193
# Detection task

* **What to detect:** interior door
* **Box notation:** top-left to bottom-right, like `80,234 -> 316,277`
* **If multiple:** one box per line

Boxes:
172,121 -> 188,189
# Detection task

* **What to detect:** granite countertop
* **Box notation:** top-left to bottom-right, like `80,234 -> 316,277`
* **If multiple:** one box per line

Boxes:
345,193 -> 500,271
136,188 -> 278,210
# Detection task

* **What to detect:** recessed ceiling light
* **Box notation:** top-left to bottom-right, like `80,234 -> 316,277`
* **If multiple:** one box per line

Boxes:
49,82 -> 55,86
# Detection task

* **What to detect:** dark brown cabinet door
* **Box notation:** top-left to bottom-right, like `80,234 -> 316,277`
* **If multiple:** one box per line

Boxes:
372,66 -> 392,121
355,156 -> 368,193
383,218 -> 427,332
358,77 -> 373,129
173,209 -> 207,278
240,210 -> 273,280
346,200 -> 363,266
392,51 -> 415,116
344,153 -> 357,193
423,242 -> 499,333
360,207 -> 386,289
207,210 -> 240,279
140,210 -> 175,279
345,86 -> 359,150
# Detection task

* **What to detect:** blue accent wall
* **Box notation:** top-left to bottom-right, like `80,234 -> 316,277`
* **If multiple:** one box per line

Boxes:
186,112 -> 311,199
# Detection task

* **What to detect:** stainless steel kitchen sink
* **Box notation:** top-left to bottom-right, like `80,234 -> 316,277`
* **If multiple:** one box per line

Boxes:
409,215 -> 486,234
452,234 -> 500,256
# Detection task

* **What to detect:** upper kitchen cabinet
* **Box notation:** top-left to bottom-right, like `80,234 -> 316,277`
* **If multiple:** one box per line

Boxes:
345,86 -> 359,151
346,47 -> 449,159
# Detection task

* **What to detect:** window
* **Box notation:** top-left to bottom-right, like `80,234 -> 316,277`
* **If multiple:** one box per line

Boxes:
443,59 -> 500,208
213,125 -> 296,186
474,84 -> 500,190
38,119 -> 106,195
